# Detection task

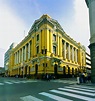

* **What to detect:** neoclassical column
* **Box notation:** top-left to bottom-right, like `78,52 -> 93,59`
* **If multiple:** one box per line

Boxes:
49,30 -> 53,53
59,36 -> 62,57
15,53 -> 16,65
16,52 -> 17,64
74,48 -> 75,62
24,45 -> 26,61
75,49 -> 77,62
28,42 -> 30,59
39,30 -> 42,53
34,35 -> 36,56
76,49 -> 78,62
20,49 -> 22,62
19,50 -> 20,63
64,41 -> 66,59
46,28 -> 49,52
17,51 -> 18,64
30,40 -> 32,57
18,51 -> 19,63
32,36 -> 34,57
57,35 -> 59,56
72,47 -> 74,61
68,44 -> 70,60
83,52 -> 85,65
22,47 -> 23,62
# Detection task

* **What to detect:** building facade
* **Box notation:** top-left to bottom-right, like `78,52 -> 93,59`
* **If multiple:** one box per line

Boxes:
86,52 -> 91,73
4,43 -> 17,76
85,0 -> 95,83
7,14 -> 86,78
0,67 -> 5,76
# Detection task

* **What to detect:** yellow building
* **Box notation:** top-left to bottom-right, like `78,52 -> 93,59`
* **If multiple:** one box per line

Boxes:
8,14 -> 86,79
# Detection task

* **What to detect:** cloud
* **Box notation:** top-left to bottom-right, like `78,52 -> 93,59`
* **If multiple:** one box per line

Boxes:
0,1 -> 28,50
0,49 -> 6,67
62,0 -> 90,53
73,0 -> 90,52
0,1 -> 28,67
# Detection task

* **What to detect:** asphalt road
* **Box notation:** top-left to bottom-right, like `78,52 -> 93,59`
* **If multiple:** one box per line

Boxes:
0,77 -> 95,101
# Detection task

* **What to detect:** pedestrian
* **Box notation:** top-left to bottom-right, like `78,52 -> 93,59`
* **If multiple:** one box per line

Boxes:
77,75 -> 80,84
81,72 -> 85,83
87,73 -> 91,83
84,72 -> 88,83
46,73 -> 50,81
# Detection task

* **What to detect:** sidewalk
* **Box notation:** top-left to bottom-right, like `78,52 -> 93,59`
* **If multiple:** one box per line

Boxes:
58,77 -> 95,86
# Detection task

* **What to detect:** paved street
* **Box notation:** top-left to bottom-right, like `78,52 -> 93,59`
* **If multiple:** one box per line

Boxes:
0,77 -> 95,101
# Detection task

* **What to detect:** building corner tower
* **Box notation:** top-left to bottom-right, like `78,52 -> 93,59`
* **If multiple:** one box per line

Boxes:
85,0 -> 95,83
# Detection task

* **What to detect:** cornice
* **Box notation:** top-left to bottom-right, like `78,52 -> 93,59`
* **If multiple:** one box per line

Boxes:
12,34 -> 31,52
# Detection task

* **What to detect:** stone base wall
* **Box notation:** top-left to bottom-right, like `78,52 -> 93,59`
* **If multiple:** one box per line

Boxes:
89,43 -> 95,83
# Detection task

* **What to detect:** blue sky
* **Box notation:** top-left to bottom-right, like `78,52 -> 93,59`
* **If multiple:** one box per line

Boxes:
0,0 -> 90,67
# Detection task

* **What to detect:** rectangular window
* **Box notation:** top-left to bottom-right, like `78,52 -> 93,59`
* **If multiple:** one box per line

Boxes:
53,34 -> 56,41
37,34 -> 39,41
36,46 -> 39,54
53,46 -> 56,54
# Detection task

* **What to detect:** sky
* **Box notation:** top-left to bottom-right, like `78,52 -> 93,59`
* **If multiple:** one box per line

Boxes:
0,0 -> 90,67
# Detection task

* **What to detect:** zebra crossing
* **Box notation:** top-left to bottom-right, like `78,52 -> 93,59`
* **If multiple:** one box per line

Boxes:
0,80 -> 37,85
51,79 -> 77,84
20,85 -> 95,101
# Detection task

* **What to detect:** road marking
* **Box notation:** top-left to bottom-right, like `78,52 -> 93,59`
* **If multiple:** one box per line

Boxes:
65,86 -> 95,93
39,92 -> 72,101
12,81 -> 21,84
73,85 -> 95,90
5,82 -> 13,84
51,80 -> 75,84
19,80 -> 37,83
20,81 -> 27,83
50,89 -> 95,101
26,80 -> 37,83
0,80 -> 37,85
58,88 -> 95,96
20,95 -> 43,101
0,83 -> 4,85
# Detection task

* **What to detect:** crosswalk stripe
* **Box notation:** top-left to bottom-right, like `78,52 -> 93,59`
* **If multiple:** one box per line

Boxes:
65,86 -> 95,93
58,88 -> 95,96
0,80 -> 37,85
20,81 -> 27,83
11,81 -> 21,84
39,92 -> 72,101
50,89 -> 95,101
51,80 -> 75,84
5,82 -> 13,84
0,83 -> 4,85
20,95 -> 43,101
73,85 -> 95,90
25,80 -> 37,83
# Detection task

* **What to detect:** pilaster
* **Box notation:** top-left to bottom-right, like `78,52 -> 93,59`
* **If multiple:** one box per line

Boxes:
64,41 -> 66,59
68,44 -> 70,60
